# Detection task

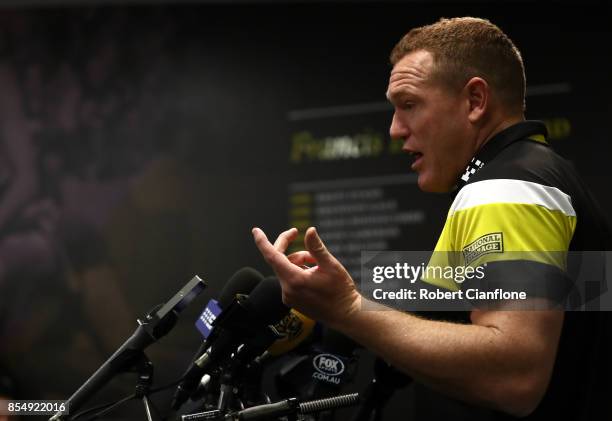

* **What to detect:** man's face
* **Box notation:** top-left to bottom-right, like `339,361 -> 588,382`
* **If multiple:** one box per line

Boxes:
387,50 -> 477,192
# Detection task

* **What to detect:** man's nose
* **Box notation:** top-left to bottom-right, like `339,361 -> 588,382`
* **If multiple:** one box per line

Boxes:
389,112 -> 409,141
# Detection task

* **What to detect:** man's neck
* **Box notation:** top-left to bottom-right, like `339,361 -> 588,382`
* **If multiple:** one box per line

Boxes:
474,114 -> 525,154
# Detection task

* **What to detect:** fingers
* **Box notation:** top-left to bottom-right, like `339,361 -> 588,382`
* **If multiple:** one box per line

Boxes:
252,227 -> 279,263
304,227 -> 336,269
287,250 -> 317,267
273,227 -> 299,253
252,227 -> 301,279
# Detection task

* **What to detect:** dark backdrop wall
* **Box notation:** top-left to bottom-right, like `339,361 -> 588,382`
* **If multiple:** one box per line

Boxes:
0,2 -> 609,420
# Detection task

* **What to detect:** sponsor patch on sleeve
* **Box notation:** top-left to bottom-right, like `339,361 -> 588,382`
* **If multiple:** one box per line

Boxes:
462,232 -> 504,265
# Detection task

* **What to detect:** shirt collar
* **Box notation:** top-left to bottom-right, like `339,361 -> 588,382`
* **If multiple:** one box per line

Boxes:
456,120 -> 548,189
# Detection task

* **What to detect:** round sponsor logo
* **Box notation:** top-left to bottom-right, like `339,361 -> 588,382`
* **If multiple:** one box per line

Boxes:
313,353 -> 345,376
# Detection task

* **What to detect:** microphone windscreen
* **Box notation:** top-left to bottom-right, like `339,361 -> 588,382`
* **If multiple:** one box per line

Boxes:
218,267 -> 264,308
243,276 -> 290,325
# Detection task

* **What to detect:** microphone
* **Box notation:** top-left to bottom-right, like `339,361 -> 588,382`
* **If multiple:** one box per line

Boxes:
172,276 -> 290,410
172,268 -> 264,410
237,310 -> 318,409
50,275 -> 207,421
196,267 -> 264,340
202,277 -> 291,411
232,393 -> 360,421
179,394 -> 360,421
266,310 -> 317,357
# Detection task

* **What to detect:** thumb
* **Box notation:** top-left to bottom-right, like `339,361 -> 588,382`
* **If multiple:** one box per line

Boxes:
304,227 -> 336,269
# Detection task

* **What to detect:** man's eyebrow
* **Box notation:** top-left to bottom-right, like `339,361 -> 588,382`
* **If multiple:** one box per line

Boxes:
385,87 -> 405,103
386,92 -> 398,104
385,84 -> 401,101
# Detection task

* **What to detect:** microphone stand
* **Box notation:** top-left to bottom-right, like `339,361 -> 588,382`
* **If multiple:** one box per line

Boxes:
76,352 -> 157,421
216,371 -> 235,414
215,327 -> 281,413
50,275 -> 207,421
134,354 -> 155,421
180,393 -> 360,421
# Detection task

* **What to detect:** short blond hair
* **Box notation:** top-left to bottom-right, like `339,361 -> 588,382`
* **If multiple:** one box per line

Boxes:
390,17 -> 526,113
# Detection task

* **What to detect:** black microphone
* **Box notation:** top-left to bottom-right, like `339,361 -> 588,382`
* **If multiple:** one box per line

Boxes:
172,276 -> 290,410
202,276 -> 291,412
265,310 -> 317,357
179,394 -> 361,421
218,309 -> 319,411
233,393 -> 360,421
50,275 -> 207,421
191,268 -> 264,368
171,268 -> 264,410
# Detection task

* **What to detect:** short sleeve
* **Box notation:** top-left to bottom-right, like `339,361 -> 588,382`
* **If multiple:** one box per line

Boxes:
423,179 -> 577,300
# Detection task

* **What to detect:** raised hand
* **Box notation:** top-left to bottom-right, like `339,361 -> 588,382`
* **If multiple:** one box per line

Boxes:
252,226 -> 361,327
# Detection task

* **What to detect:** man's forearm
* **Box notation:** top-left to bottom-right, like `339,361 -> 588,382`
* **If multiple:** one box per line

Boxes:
250,227 -> 564,416
331,299 -> 563,416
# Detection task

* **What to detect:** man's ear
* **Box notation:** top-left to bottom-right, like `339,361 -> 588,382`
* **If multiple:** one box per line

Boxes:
465,77 -> 489,123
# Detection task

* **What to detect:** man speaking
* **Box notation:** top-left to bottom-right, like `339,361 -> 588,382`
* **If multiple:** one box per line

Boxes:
252,17 -> 610,420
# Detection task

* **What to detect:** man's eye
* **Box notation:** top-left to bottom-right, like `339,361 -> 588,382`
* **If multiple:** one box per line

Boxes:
403,102 -> 414,110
